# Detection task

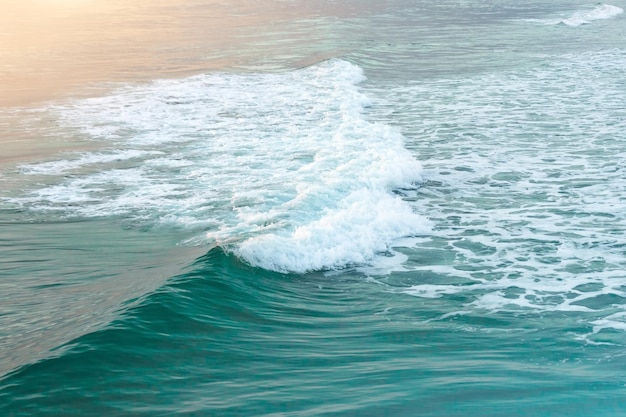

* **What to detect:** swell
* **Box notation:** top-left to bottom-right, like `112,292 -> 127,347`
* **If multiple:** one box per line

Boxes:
0,212 -> 205,380
3,247 -> 626,416
0,248 -> 383,414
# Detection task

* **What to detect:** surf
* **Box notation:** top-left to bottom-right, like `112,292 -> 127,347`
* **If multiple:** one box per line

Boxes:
9,59 -> 430,274
526,3 -> 624,26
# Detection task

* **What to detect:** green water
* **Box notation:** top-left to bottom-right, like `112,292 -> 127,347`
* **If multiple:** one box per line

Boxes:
2,1 -> 626,415
3,249 -> 626,415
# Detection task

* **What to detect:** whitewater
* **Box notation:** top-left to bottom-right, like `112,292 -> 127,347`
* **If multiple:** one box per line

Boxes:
2,1 -> 626,416
9,60 -> 430,273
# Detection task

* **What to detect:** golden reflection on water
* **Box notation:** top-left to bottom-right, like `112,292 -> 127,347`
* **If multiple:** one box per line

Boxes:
1,0 -> 263,106
0,0 -> 375,376
0,0 -> 362,165
0,0 -> 367,107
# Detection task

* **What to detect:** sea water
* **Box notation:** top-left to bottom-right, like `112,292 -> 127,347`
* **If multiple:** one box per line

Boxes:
1,1 -> 626,416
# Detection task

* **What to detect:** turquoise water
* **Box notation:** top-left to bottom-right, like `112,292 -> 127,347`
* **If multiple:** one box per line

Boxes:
2,1 -> 626,415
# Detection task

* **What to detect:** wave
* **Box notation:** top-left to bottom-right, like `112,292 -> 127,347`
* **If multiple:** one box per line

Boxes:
527,4 -> 624,26
561,3 -> 624,26
10,59 -> 430,273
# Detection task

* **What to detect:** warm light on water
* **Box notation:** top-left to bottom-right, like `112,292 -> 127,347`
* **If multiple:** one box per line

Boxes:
2,1 -> 626,415
0,0 -> 258,106
0,0 -> 372,107
0,0 -> 356,166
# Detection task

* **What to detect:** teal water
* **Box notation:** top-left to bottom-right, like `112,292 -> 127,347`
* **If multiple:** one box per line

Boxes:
2,1 -> 626,415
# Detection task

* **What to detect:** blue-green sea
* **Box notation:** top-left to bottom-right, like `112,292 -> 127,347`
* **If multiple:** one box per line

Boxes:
2,1 -> 626,415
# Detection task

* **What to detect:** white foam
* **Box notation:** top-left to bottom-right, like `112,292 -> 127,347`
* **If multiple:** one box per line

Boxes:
590,312 -> 626,334
562,3 -> 623,26
236,190 -> 430,274
404,284 -> 471,299
367,49 -> 626,330
528,4 -> 624,26
20,150 -> 160,175
8,59 -> 429,273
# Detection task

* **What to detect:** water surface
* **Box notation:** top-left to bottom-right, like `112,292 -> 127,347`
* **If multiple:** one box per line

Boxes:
2,1 -> 626,415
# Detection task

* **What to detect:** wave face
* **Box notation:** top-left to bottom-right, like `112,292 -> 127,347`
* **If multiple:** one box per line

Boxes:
11,60 -> 429,273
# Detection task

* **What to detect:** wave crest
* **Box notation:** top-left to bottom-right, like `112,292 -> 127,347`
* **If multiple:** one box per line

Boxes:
10,59 -> 430,273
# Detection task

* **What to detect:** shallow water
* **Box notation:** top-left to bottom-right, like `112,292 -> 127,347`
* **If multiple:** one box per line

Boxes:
2,1 -> 626,415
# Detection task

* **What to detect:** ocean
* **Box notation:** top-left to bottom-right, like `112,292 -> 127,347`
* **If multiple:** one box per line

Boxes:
1,1 -> 626,415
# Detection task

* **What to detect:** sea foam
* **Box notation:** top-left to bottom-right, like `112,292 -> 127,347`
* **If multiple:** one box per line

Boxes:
10,59 -> 430,273
528,3 -> 624,26
562,3 -> 623,26
376,49 -> 626,339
